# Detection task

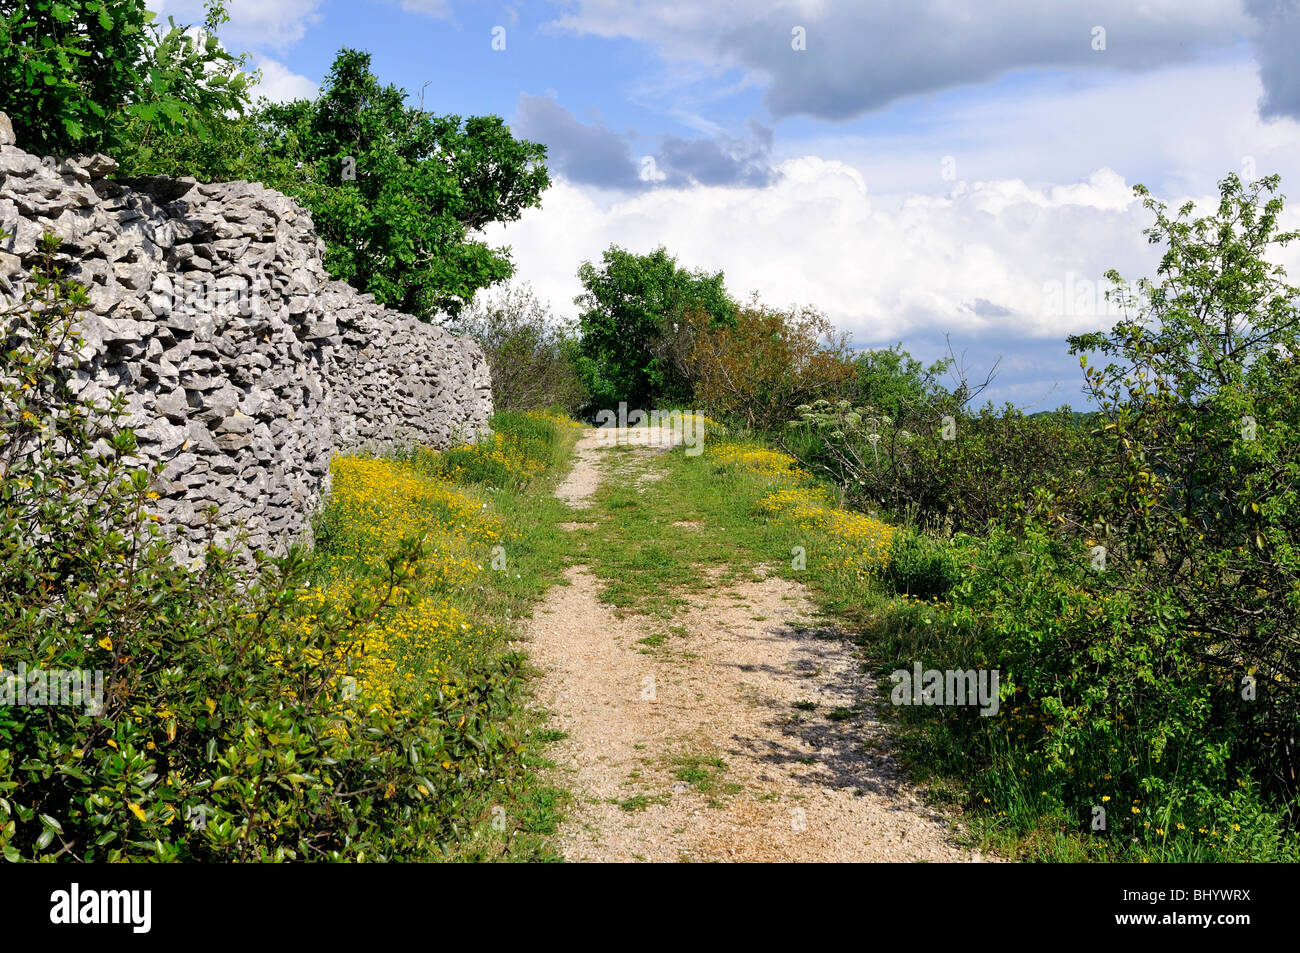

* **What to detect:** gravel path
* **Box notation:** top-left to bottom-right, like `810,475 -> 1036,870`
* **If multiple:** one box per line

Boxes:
524,428 -> 986,862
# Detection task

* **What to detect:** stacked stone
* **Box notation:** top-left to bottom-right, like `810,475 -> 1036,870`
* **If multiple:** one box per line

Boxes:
0,112 -> 493,560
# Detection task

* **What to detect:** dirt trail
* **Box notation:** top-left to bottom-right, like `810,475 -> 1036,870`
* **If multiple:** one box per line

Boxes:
524,428 -> 984,862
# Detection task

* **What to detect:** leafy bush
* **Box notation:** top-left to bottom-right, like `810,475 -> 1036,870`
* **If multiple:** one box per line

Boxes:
456,284 -> 587,415
0,0 -> 249,157
884,530 -> 959,599
688,300 -> 855,432
0,242 -> 527,861
851,343 -> 951,419
1065,172 -> 1300,810
788,398 -> 1099,534
882,525 -> 1298,859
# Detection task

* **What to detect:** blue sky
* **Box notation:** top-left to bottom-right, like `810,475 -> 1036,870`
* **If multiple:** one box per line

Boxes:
150,0 -> 1300,409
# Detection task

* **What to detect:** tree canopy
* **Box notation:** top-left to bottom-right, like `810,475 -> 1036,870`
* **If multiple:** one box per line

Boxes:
0,0 -> 249,157
124,47 -> 551,321
575,244 -> 736,411
252,49 -> 549,319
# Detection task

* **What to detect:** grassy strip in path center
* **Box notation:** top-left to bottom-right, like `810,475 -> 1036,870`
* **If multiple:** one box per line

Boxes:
559,442 -> 775,617
559,434 -> 890,625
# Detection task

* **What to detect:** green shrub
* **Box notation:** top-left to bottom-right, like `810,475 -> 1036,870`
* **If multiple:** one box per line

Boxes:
1065,173 -> 1300,814
897,526 -> 1299,859
884,530 -> 960,599
851,343 -> 951,420
788,399 -> 1100,534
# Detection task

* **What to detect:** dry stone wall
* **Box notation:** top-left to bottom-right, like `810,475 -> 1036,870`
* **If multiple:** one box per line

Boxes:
0,113 -> 493,559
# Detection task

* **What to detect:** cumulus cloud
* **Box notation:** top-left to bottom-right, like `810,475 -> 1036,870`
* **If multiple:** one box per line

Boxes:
486,158 -> 1168,350
484,158 -> 1261,406
249,56 -> 318,103
549,0 -> 1253,120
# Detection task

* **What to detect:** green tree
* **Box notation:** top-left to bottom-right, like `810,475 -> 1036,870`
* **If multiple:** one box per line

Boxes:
575,244 -> 736,412
0,0 -> 249,157
242,48 -> 549,320
1068,172 -> 1300,802
852,343 -> 950,419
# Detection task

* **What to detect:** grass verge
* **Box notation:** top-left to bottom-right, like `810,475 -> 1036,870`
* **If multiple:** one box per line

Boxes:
308,409 -> 583,861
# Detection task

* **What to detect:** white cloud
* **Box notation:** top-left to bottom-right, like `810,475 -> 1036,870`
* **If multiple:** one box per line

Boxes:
776,60 -> 1300,205
487,158 -> 1166,348
250,56 -> 318,103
